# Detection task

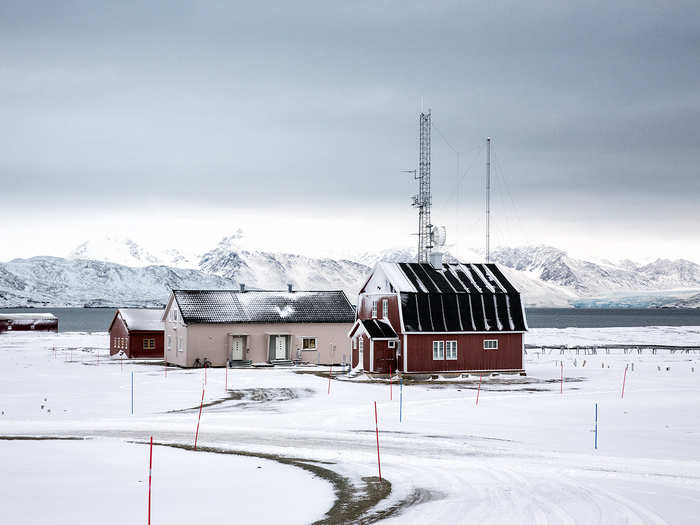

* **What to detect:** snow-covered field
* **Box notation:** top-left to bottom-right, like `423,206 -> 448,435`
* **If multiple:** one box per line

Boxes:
2,329 -> 700,524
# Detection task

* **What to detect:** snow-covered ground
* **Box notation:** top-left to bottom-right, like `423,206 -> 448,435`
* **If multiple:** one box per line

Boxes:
2,328 -> 700,524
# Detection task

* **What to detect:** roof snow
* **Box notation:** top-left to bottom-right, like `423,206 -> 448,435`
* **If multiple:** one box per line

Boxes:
118,308 -> 164,331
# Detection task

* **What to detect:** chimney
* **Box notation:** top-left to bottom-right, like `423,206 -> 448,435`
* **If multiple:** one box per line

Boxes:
287,283 -> 294,293
430,252 -> 443,269
239,283 -> 246,292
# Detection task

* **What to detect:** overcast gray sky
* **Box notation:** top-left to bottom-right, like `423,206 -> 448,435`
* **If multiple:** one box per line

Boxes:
1,1 -> 699,263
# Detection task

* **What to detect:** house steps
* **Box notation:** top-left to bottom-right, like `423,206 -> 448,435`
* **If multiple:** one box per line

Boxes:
227,359 -> 253,368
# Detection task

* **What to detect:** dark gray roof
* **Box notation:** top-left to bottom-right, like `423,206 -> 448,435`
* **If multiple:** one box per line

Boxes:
172,290 -> 355,324
392,263 -> 527,333
360,319 -> 398,339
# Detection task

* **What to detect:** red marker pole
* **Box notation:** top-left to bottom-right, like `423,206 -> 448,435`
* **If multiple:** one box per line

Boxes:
194,388 -> 205,450
476,374 -> 483,406
328,364 -> 332,395
621,364 -> 628,399
148,436 -> 153,525
374,401 -> 382,480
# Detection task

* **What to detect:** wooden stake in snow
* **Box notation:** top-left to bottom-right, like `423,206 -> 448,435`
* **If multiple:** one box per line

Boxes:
560,361 -> 564,394
131,372 -> 134,415
389,364 -> 392,401
148,436 -> 153,525
374,401 -> 382,480
399,378 -> 403,422
328,365 -> 332,395
194,388 -> 205,450
621,364 -> 628,399
594,403 -> 598,450
476,374 -> 483,406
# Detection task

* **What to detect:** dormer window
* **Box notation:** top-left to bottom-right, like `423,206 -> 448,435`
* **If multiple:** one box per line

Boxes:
382,299 -> 389,318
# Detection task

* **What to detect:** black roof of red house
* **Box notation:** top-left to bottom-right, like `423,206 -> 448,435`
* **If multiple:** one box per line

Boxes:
366,262 -> 527,333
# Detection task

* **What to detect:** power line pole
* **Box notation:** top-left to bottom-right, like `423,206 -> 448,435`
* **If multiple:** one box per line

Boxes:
486,136 -> 491,263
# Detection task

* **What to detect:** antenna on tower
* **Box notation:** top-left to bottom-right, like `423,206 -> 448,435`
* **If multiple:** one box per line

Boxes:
412,110 -> 433,263
486,137 -> 491,263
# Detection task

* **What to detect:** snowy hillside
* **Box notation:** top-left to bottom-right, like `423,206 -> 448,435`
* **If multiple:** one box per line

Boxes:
69,237 -> 197,269
2,235 -> 699,308
0,257 -> 233,307
199,235 -> 370,295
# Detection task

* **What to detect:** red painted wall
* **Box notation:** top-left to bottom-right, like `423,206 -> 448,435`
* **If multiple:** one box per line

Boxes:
128,332 -> 164,359
405,333 -> 522,372
109,316 -> 129,356
356,294 -> 401,331
372,340 -> 397,373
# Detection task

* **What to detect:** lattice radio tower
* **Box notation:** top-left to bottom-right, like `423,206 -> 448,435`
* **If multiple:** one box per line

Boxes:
412,110 -> 432,263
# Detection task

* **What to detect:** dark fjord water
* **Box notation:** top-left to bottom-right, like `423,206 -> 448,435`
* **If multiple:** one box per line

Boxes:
1,307 -> 699,332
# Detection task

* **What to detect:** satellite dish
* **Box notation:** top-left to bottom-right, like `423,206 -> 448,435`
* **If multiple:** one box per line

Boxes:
431,226 -> 447,247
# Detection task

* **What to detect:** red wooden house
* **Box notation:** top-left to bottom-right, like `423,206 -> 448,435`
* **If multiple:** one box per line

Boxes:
109,308 -> 164,359
348,261 -> 528,374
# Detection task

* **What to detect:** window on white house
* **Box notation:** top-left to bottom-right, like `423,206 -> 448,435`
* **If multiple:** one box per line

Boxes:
167,336 -> 172,352
359,337 -> 364,353
371,300 -> 377,318
302,337 -> 317,350
177,337 -> 183,352
432,341 -> 444,360
483,339 -> 498,350
143,339 -> 155,350
382,299 -> 389,318
446,341 -> 458,360
388,340 -> 396,349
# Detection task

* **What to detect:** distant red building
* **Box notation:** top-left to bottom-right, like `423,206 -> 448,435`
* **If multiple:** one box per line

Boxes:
109,308 -> 164,359
349,262 -> 528,374
0,313 -> 58,333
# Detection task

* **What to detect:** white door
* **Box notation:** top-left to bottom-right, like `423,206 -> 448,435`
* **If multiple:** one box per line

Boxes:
231,337 -> 243,360
275,336 -> 287,360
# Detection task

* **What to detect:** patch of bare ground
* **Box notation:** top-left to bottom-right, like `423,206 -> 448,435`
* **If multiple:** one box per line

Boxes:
146,442 -> 427,525
167,387 -> 315,413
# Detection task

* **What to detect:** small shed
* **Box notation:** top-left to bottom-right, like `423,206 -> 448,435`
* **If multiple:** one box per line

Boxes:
109,308 -> 164,358
0,313 -> 58,333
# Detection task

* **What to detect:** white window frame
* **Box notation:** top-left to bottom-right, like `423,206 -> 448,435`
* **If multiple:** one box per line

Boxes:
432,340 -> 444,360
177,336 -> 183,352
167,335 -> 172,352
358,337 -> 364,353
388,340 -> 396,349
382,298 -> 389,318
483,339 -> 498,350
302,337 -> 317,351
446,340 -> 458,360
371,300 -> 378,318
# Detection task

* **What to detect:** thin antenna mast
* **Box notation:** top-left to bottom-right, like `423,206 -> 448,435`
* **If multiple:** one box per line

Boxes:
486,137 -> 491,263
413,110 -> 432,263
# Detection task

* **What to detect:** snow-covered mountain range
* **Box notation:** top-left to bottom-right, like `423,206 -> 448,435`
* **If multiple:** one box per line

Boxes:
1,235 -> 699,308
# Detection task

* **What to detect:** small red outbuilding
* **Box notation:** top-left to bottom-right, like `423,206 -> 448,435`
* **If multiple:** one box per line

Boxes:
108,308 -> 164,359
